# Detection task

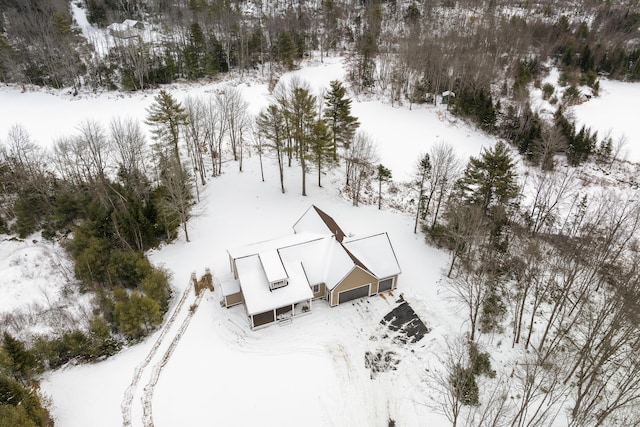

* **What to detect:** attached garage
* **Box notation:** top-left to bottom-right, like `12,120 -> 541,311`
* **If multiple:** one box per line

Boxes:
378,277 -> 394,292
338,284 -> 370,304
329,266 -> 378,306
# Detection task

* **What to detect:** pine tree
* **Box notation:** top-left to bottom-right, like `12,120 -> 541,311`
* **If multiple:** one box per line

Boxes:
286,85 -> 318,196
2,333 -> 37,381
413,153 -> 431,233
375,164 -> 392,210
145,90 -> 189,176
184,22 -> 206,79
257,104 -> 287,193
309,119 -> 332,187
456,141 -> 518,216
323,80 -> 360,161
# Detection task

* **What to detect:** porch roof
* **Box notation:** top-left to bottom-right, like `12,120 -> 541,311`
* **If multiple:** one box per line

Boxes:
236,255 -> 313,316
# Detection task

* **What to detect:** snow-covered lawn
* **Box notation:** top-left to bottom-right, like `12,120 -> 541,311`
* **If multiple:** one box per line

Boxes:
38,156 -> 458,426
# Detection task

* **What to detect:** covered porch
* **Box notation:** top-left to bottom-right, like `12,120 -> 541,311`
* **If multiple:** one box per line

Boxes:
250,298 -> 313,329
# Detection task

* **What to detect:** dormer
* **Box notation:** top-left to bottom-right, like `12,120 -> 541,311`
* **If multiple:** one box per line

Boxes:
259,250 -> 289,291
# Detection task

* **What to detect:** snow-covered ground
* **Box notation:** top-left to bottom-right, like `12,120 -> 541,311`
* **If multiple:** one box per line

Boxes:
2,53 -> 639,426
0,234 -> 92,338
38,156 -> 459,426
0,56 -> 489,181
571,79 -> 640,163
529,68 -> 640,164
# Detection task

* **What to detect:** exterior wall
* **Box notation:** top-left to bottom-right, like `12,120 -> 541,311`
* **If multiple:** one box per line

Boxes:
230,254 -> 238,279
330,267 -> 378,306
224,291 -> 243,307
312,283 -> 327,299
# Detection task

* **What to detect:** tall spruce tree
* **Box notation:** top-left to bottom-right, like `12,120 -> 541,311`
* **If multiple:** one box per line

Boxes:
287,85 -> 318,196
413,153 -> 431,233
375,164 -> 392,210
257,104 -> 287,193
323,80 -> 360,161
456,141 -> 518,216
145,90 -> 189,176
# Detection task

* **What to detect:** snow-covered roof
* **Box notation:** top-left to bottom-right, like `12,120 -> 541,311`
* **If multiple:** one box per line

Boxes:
322,240 -> 360,290
278,236 -> 357,290
293,205 -> 346,242
228,208 -> 401,312
107,19 -> 143,31
220,279 -> 241,297
278,237 -> 331,285
343,233 -> 402,279
235,255 -> 313,315
259,251 -> 288,283
227,232 -> 325,260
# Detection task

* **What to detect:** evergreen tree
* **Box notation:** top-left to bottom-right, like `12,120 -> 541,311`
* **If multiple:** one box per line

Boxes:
145,90 -> 189,175
286,85 -> 318,196
257,104 -> 287,193
147,90 -> 193,241
113,288 -> 163,339
184,22 -> 206,79
413,153 -> 431,233
456,141 -> 519,216
0,373 -> 49,426
277,31 -> 296,70
323,80 -> 360,161
309,119 -> 332,187
375,164 -> 392,210
2,333 -> 37,381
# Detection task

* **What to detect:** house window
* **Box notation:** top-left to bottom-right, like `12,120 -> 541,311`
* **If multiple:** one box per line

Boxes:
312,284 -> 320,294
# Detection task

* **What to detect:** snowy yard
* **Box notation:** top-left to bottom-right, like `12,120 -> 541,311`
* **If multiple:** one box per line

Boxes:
1,55 -> 639,426
38,155 -> 457,426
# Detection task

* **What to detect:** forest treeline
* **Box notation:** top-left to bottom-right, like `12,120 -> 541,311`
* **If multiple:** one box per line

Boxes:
0,0 -> 639,92
405,139 -> 640,426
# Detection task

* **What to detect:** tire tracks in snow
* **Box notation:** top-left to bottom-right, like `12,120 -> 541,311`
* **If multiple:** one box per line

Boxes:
141,289 -> 205,427
121,278 -> 195,427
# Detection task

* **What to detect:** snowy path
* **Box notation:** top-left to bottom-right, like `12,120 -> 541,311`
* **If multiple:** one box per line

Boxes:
141,288 -> 206,426
121,277 -> 199,427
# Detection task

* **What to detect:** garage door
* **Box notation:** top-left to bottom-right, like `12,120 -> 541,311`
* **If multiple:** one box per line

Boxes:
338,284 -> 370,304
378,278 -> 394,292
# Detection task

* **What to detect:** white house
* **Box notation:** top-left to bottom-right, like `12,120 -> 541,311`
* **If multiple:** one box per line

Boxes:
222,206 -> 402,329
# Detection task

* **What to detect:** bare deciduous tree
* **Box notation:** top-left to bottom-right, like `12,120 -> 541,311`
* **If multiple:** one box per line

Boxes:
427,335 -> 473,427
523,168 -> 577,235
109,116 -> 148,189
345,132 -> 378,206
427,142 -> 462,229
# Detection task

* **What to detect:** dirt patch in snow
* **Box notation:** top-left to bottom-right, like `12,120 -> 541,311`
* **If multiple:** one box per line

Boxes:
365,350 -> 400,377
381,301 -> 430,344
365,300 -> 430,378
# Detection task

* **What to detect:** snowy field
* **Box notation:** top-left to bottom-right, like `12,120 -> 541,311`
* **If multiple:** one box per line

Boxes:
1,55 -> 639,426
571,79 -> 640,163
0,56 -> 492,182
